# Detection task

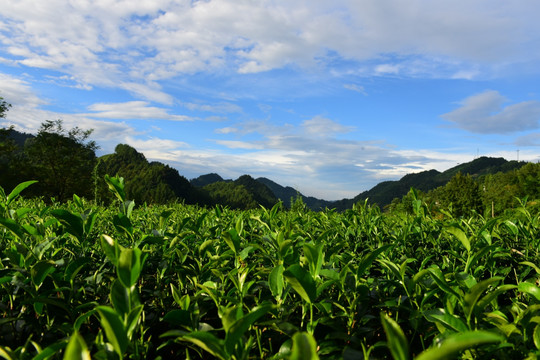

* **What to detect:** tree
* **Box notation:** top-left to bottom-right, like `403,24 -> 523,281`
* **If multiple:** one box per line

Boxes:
24,120 -> 98,201
439,172 -> 482,217
516,162 -> 540,200
0,97 -> 11,119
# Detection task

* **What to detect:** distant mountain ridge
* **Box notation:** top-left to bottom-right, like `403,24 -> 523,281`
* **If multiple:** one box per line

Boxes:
192,156 -> 526,211
2,128 -> 528,210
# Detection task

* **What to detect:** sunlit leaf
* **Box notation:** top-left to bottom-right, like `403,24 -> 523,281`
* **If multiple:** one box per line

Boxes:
381,312 -> 409,360
415,331 -> 503,360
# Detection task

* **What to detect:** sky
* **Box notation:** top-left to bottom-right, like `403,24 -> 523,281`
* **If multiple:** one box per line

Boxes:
1,1 -> 540,200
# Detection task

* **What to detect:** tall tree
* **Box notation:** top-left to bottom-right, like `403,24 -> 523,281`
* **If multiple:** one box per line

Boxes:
439,172 -> 482,217
24,120 -> 98,201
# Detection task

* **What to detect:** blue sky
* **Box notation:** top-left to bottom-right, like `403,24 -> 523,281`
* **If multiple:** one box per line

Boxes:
1,1 -> 540,200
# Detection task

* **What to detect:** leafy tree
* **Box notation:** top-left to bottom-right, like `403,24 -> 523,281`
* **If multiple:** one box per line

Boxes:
24,120 -> 98,201
480,171 -> 519,216
0,96 -> 11,119
97,144 -> 210,205
516,162 -> 540,200
439,172 -> 482,217
0,126 -> 21,191
204,182 -> 258,209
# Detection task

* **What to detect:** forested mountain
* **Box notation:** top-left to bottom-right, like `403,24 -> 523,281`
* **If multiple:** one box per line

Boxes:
331,157 -> 528,211
97,144 -> 212,205
256,177 -> 333,210
202,175 -> 278,209
190,173 -> 229,187
1,122 -> 538,214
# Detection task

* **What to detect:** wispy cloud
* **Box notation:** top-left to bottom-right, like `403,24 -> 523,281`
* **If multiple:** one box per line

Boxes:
441,90 -> 540,134
86,101 -> 192,121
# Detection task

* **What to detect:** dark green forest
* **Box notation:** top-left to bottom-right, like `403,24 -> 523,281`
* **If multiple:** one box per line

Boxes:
1,97 -> 539,214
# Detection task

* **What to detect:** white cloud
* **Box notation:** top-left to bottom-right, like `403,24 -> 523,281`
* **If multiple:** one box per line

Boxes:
441,90 -> 540,134
301,116 -> 354,138
86,101 -> 192,121
343,84 -> 367,95
514,133 -> 540,147
1,0 -> 539,102
184,101 -> 242,113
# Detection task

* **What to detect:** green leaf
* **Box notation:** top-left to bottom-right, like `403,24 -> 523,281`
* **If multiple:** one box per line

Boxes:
101,235 -> 120,266
381,312 -> 409,360
64,257 -> 92,282
110,279 -> 130,318
117,247 -> 143,288
428,267 -> 462,300
96,306 -> 128,358
0,217 -> 26,240
415,331 -> 503,360
269,264 -> 284,299
51,209 -> 84,241
33,341 -> 68,360
225,303 -> 273,355
423,309 -> 468,333
357,244 -> 393,277
104,175 -> 126,203
63,331 -> 90,360
520,261 -> 540,275
31,260 -> 56,288
303,243 -> 324,279
284,264 -> 317,304
290,332 -> 319,360
518,282 -> 540,302
181,331 -> 227,360
463,277 -> 502,322
125,304 -> 143,339
74,309 -> 97,331
534,324 -> 540,350
223,228 -> 240,255
446,226 -> 470,252
6,180 -> 38,206
163,309 -> 191,327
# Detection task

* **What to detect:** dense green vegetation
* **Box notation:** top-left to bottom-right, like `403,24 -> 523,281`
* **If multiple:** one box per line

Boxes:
0,178 -> 539,359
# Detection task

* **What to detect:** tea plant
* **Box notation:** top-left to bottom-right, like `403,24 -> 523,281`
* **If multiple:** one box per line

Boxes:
0,178 -> 539,359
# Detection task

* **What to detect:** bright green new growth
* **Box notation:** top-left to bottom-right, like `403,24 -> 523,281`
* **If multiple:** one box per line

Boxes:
0,178 -> 539,359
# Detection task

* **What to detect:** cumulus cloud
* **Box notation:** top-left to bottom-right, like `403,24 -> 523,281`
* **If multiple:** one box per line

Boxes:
1,0 -> 539,102
441,90 -> 540,134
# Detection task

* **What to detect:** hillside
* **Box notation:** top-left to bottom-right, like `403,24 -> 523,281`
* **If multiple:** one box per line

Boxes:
98,144 -> 211,205
256,177 -> 333,210
189,157 -> 528,211
344,156 -> 527,209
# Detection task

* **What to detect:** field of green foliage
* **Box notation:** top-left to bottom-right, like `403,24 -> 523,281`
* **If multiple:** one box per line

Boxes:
1,177 -> 540,359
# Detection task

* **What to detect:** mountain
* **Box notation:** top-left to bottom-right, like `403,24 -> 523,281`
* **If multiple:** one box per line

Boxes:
201,174 -> 278,209
340,156 -> 527,210
191,156 -> 527,211
256,177 -> 333,210
98,144 -> 211,205
190,173 -> 229,187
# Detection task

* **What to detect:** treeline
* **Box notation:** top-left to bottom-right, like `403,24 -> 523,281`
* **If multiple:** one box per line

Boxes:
0,123 -> 280,209
388,163 -> 540,217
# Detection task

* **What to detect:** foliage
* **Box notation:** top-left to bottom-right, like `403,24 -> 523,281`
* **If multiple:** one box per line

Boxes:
0,96 -> 11,119
23,120 -> 98,201
97,144 -> 211,206
0,177 -> 539,359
